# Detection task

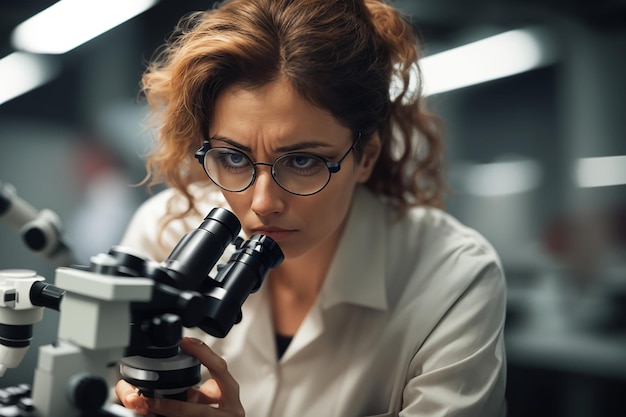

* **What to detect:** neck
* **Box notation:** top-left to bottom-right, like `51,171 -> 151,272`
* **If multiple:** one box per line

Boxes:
269,240 -> 335,298
267,222 -> 345,335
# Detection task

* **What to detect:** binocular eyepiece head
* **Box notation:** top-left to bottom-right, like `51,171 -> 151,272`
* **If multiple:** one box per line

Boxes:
117,207 -> 283,401
198,232 -> 284,338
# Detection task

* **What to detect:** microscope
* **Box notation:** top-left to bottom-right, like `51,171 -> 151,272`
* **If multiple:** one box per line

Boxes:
0,187 -> 284,417
0,181 -> 73,267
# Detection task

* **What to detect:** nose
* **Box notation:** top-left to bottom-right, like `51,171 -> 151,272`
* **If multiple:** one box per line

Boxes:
250,167 -> 285,216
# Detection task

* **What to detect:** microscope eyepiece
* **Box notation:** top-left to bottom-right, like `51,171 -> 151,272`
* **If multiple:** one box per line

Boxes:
158,208 -> 241,290
199,233 -> 284,338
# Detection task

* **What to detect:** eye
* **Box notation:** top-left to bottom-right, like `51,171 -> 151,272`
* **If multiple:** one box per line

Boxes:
212,149 -> 250,171
280,154 -> 326,176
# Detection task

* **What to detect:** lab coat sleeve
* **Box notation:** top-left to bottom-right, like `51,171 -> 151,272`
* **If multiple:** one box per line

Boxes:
401,261 -> 507,417
118,190 -> 175,262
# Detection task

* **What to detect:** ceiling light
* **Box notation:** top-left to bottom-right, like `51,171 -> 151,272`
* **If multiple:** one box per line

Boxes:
457,159 -> 542,197
575,155 -> 626,188
0,52 -> 60,105
391,27 -> 557,98
11,0 -> 159,54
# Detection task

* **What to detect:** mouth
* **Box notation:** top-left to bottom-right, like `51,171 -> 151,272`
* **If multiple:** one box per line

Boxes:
249,227 -> 296,241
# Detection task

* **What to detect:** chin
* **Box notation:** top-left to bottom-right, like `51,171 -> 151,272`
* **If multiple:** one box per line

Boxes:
274,242 -> 312,261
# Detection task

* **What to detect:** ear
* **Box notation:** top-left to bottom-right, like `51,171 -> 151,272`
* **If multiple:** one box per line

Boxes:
356,133 -> 382,183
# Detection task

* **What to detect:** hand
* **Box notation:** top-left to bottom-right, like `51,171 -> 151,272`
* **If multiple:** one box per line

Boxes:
115,337 -> 245,417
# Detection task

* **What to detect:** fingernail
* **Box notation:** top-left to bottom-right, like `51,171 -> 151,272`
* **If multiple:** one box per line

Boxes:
184,336 -> 205,345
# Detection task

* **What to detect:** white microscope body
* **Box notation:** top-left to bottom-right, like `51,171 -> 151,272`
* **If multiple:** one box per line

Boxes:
32,264 -> 153,417
0,270 -> 46,378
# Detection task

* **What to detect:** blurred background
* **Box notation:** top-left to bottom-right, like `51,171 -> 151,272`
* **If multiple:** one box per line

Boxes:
0,1 -> 624,416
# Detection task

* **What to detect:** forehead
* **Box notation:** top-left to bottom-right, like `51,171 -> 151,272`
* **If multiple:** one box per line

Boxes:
209,78 -> 349,146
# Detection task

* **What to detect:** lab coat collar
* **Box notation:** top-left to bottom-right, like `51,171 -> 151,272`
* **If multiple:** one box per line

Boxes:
242,186 -> 389,364
318,186 -> 389,311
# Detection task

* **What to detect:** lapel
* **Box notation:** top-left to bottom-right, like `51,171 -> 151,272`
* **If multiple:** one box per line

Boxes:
282,187 -> 390,362
242,284 -> 278,364
319,186 -> 389,311
280,301 -> 324,362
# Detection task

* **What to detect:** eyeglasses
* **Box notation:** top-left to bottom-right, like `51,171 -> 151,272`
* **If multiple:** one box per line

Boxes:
195,133 -> 360,196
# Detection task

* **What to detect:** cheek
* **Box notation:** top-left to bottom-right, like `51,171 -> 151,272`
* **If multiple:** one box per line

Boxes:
298,167 -> 359,221
301,182 -> 356,235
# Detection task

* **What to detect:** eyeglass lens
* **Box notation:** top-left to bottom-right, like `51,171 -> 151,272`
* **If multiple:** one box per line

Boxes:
203,148 -> 331,195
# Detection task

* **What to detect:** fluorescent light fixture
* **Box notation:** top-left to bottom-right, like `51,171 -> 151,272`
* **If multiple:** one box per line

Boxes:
391,27 -> 557,98
459,159 -> 542,197
0,52 -> 60,105
576,155 -> 626,188
12,0 -> 159,54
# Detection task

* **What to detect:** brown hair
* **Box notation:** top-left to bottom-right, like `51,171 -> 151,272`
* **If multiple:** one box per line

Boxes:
140,0 -> 446,223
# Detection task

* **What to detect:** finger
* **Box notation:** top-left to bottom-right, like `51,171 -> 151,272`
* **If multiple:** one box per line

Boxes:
192,379 -> 222,404
180,337 -> 242,409
185,380 -> 221,405
115,380 -> 150,416
198,378 -> 222,400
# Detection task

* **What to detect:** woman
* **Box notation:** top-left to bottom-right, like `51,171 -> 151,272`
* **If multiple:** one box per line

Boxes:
116,0 -> 507,416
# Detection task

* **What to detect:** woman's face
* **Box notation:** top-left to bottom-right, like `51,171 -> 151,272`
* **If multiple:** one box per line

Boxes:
208,78 -> 379,260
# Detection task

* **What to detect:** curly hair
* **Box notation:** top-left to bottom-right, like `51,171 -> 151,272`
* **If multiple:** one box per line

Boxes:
139,0 -> 447,224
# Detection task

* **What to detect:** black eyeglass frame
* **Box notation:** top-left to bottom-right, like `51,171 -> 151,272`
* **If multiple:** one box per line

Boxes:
195,132 -> 361,196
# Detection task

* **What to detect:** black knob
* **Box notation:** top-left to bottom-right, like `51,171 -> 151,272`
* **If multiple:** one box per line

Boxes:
149,313 -> 183,347
29,281 -> 65,311
68,373 -> 108,411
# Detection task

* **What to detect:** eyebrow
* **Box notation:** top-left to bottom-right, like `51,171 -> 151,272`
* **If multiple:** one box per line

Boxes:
209,135 -> 334,153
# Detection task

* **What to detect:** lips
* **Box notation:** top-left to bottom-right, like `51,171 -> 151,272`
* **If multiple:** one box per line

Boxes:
249,227 -> 296,241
